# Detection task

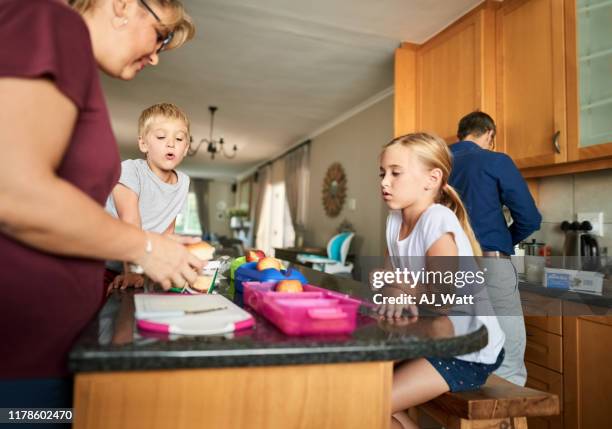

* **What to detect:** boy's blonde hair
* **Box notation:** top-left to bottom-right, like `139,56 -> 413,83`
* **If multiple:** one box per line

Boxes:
384,132 -> 482,256
138,102 -> 190,137
69,0 -> 195,51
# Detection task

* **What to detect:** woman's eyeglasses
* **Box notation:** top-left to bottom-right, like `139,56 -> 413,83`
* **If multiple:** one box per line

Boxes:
138,0 -> 174,53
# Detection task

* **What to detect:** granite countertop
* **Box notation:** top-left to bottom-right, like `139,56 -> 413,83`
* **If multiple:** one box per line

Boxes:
518,275 -> 612,309
69,266 -> 487,373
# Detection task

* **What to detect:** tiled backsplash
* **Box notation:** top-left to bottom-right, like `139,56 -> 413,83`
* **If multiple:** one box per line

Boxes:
527,169 -> 612,256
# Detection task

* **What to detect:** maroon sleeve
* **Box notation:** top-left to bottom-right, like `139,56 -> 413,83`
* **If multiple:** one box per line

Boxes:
0,0 -> 95,109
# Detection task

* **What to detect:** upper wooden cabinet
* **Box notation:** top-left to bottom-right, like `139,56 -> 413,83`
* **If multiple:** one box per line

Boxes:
394,3 -> 496,140
566,0 -> 612,161
395,0 -> 612,176
417,4 -> 496,142
496,0 -> 568,168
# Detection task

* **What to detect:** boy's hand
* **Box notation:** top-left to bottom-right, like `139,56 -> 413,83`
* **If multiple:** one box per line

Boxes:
107,273 -> 145,295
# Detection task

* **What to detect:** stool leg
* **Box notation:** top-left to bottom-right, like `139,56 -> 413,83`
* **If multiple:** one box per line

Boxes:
511,417 -> 528,429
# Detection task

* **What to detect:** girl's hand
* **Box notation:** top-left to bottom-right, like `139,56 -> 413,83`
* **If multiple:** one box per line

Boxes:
134,233 -> 205,290
376,302 -> 419,321
107,273 -> 144,295
375,287 -> 419,321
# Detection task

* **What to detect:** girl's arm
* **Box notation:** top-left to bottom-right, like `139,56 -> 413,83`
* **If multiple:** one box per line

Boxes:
0,78 -> 202,289
426,233 -> 458,257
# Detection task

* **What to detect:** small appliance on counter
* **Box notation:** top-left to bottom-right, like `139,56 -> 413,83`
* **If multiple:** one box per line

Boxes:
561,220 -> 600,271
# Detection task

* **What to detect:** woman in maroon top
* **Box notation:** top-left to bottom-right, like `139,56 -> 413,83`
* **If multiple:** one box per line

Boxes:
0,0 -> 201,412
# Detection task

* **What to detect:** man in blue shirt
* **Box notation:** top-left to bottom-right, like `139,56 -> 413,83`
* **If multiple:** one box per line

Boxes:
449,111 -> 542,386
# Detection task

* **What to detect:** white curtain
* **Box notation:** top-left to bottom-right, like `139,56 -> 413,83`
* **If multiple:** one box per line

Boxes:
255,160 -> 295,255
284,144 -> 310,246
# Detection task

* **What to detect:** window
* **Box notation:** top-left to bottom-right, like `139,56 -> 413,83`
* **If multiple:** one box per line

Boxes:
175,192 -> 202,235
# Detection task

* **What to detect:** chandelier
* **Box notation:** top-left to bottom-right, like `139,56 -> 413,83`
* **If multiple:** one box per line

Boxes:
188,106 -> 237,159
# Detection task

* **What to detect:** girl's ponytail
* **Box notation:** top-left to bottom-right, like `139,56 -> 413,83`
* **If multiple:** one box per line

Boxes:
439,183 -> 482,256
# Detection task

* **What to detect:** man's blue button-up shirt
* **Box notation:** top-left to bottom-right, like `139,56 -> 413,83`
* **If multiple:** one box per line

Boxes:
448,141 -> 542,255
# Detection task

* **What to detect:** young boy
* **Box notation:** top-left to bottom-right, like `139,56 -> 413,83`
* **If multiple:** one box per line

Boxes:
105,102 -> 193,290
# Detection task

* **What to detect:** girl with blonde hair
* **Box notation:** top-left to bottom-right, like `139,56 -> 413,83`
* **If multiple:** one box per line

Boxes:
379,133 -> 505,429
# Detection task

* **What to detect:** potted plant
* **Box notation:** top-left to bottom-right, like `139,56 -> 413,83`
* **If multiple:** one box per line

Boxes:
227,208 -> 249,229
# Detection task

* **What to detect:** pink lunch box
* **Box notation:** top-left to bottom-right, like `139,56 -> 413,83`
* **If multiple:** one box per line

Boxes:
242,282 -> 362,336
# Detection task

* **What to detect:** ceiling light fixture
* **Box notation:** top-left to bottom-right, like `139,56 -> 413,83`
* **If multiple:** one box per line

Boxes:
188,106 -> 237,159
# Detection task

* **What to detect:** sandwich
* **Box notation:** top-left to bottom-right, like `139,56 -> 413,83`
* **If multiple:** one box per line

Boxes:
187,241 -> 215,261
189,275 -> 214,293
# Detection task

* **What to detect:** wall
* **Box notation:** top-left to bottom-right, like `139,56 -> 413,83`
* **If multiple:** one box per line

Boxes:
305,95 -> 393,260
208,180 -> 234,237
527,169 -> 612,256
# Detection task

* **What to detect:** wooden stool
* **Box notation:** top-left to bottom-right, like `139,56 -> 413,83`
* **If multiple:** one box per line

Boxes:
414,375 -> 559,429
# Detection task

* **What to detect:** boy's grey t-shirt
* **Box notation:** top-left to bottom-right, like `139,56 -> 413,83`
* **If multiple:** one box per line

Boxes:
105,159 -> 190,271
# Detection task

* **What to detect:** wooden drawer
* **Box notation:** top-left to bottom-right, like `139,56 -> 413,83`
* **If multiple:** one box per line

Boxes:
521,291 -> 563,335
525,362 -> 564,429
525,325 -> 563,373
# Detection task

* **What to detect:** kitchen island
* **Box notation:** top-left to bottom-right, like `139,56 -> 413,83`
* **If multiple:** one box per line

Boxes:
70,265 -> 488,429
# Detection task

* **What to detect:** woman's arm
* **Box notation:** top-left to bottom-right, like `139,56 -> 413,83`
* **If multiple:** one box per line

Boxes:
0,78 -> 202,288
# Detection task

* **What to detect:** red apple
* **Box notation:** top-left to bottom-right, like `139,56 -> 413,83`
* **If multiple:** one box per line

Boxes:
256,257 -> 282,271
275,279 -> 303,293
246,249 -> 266,263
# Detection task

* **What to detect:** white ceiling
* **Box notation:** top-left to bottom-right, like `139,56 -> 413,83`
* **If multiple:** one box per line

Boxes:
102,0 -> 483,179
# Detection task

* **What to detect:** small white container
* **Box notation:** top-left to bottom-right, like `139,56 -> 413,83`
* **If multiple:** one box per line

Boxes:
525,255 -> 546,283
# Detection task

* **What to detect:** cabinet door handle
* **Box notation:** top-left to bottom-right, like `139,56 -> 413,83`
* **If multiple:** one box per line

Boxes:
552,131 -> 561,154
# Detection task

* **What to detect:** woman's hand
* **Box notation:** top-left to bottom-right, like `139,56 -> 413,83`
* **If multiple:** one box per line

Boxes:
165,234 -> 202,245
134,233 -> 205,290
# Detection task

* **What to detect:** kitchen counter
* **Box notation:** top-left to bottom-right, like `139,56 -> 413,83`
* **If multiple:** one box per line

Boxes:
69,265 -> 487,373
69,265 -> 489,429
519,276 -> 612,311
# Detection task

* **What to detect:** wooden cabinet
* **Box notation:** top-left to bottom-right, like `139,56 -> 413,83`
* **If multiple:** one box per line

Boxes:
563,303 -> 612,429
395,0 -> 612,178
394,2 -> 496,140
416,4 -> 496,142
522,293 -> 612,429
526,361 -> 564,429
566,0 -> 612,161
495,0 -> 568,168
522,291 -> 564,428
525,324 -> 564,372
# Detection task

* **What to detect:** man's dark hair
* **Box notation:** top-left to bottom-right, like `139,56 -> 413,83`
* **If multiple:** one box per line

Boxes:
457,111 -> 496,141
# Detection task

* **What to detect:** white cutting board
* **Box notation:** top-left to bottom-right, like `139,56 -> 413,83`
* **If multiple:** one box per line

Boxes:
135,294 -> 253,335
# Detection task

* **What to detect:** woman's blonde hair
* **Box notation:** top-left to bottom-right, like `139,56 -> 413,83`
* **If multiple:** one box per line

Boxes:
68,0 -> 195,50
384,132 -> 482,256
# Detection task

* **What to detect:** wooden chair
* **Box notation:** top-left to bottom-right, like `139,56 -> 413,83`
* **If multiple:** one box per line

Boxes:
414,375 -> 559,429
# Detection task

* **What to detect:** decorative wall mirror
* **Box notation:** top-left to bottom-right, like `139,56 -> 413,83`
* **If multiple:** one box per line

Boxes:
322,162 -> 347,217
